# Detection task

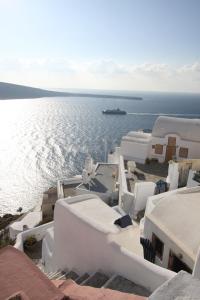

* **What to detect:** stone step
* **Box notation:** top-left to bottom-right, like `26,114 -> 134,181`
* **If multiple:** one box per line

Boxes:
52,272 -> 65,280
60,270 -> 79,281
48,271 -> 64,280
82,271 -> 110,288
103,275 -> 151,297
75,273 -> 90,284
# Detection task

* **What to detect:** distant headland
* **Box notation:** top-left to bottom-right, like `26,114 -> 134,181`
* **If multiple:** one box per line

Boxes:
0,82 -> 142,100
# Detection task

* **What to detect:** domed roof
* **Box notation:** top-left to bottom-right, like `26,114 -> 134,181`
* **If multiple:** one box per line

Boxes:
152,116 -> 200,142
148,187 -> 200,259
122,131 -> 152,144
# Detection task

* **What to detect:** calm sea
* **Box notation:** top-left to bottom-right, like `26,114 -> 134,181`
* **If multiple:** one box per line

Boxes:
0,90 -> 200,215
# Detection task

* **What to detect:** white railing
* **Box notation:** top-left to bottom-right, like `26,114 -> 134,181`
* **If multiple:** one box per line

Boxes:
14,221 -> 54,251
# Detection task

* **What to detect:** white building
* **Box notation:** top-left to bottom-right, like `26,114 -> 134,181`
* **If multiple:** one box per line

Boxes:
120,131 -> 152,163
143,186 -> 200,274
15,193 -> 175,294
167,159 -> 200,190
120,116 -> 200,163
117,155 -> 156,219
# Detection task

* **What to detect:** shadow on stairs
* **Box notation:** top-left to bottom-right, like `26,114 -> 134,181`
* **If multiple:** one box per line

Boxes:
46,269 -> 151,297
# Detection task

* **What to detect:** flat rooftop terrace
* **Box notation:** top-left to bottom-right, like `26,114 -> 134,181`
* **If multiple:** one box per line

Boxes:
125,160 -> 168,193
78,164 -> 118,194
63,183 -> 80,198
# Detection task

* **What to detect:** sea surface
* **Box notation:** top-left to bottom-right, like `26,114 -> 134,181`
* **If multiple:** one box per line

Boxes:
0,90 -> 200,215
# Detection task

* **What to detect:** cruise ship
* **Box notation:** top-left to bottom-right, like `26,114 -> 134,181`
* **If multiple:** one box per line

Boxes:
102,108 -> 127,115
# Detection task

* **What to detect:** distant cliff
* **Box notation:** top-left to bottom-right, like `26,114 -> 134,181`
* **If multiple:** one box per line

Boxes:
0,82 -> 69,99
0,82 -> 142,100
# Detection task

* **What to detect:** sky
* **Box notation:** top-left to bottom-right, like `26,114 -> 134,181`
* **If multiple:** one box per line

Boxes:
0,0 -> 200,92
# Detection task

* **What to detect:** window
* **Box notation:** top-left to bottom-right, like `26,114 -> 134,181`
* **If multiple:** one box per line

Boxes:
155,144 -> 163,155
152,233 -> 164,260
179,147 -> 188,158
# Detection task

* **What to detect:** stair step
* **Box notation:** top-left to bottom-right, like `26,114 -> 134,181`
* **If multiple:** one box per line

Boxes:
75,273 -> 90,284
103,275 -> 151,297
52,272 -> 64,280
48,271 -> 63,279
82,271 -> 110,288
63,270 -> 79,281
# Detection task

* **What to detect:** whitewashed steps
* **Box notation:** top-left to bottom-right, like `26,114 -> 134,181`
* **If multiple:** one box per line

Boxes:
43,267 -> 151,297
103,274 -> 150,296
81,271 -> 110,288
75,273 -> 90,284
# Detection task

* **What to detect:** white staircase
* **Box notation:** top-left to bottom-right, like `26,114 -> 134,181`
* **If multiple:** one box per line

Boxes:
42,268 -> 151,297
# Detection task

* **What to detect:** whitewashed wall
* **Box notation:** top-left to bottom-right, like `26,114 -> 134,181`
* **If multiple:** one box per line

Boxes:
57,177 -> 83,200
118,156 -> 156,219
52,198 -> 175,292
143,188 -> 196,271
144,216 -> 194,271
118,156 -> 135,214
120,140 -> 150,163
151,134 -> 200,162
42,227 -> 56,272
180,140 -> 200,159
14,221 -> 54,251
166,162 -> 179,190
133,182 -> 156,219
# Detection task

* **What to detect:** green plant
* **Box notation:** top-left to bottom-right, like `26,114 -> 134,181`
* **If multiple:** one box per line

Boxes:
24,235 -> 37,247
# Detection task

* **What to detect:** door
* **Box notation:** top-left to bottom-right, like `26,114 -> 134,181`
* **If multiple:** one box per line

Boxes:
168,251 -> 192,273
165,137 -> 176,162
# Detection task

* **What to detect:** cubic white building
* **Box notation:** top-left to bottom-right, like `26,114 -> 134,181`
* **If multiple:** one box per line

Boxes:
167,159 -> 200,190
120,116 -> 200,163
143,186 -> 200,275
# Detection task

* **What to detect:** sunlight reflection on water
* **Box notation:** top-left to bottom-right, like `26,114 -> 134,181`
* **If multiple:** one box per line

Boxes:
0,94 -> 200,214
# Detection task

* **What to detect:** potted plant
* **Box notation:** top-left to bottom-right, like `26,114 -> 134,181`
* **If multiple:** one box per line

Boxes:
23,235 -> 37,251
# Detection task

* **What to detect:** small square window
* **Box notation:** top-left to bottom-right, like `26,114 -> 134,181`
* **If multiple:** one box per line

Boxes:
179,147 -> 188,158
155,144 -> 163,155
152,233 -> 164,260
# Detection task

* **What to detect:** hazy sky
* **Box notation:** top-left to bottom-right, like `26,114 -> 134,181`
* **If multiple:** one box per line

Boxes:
0,0 -> 200,92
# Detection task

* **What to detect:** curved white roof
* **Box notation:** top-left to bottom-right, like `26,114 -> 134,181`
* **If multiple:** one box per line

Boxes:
152,116 -> 200,142
148,187 -> 200,260
122,131 -> 152,144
